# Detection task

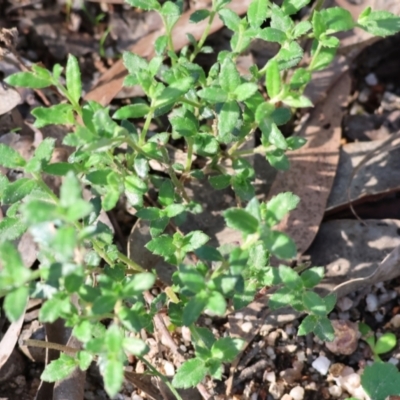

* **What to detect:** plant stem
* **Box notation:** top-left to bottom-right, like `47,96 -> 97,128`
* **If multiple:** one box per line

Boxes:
23,339 -> 79,354
139,108 -> 154,146
139,357 -> 184,400
184,138 -> 194,175
308,41 -> 323,71
190,11 -> 217,62
117,251 -> 145,272
167,166 -> 190,203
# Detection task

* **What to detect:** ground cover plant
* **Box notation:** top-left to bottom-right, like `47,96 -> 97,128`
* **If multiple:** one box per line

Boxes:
1,0 -> 400,398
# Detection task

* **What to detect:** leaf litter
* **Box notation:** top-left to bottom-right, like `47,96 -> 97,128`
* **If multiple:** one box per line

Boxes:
3,0 -> 400,399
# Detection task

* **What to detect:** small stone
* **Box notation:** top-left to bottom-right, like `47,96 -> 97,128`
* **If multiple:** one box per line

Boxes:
266,346 -> 276,357
296,350 -> 306,362
285,344 -> 297,353
163,361 -> 175,376
250,393 -> 258,400
131,395 -> 143,400
328,385 -> 342,397
264,371 -> 276,383
312,356 -> 331,375
289,386 -> 305,400
365,73 -> 378,86
336,296 -> 353,312
390,314 -> 400,328
281,395 -> 293,400
269,382 -> 285,400
325,320 -> 360,355
180,345 -> 187,352
241,322 -> 253,333
266,331 -> 280,346
375,311 -> 384,323
181,326 -> 191,342
366,293 -> 379,312
84,392 -> 95,400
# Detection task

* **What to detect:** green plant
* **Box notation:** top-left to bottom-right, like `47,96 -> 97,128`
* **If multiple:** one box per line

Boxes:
356,323 -> 400,400
1,0 -> 400,397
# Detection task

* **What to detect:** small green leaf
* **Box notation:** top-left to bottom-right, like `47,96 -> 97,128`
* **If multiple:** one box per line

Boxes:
41,354 -> 77,382
124,0 -> 160,10
362,362 -> 400,400
32,104 -> 75,128
2,178 -> 37,204
136,207 -> 163,221
269,286 -> 295,310
197,86 -> 228,103
264,192 -> 300,227
172,358 -> 208,388
206,291 -> 226,316
146,235 -> 175,257
123,272 -> 156,296
123,337 -> 149,356
298,315 -> 317,336
260,123 -> 287,150
66,54 -> 81,104
217,100 -> 240,143
218,8 -> 241,32
293,21 -> 312,38
0,144 -> 26,168
301,267 -> 324,288
219,57 -> 241,93
290,68 -> 311,90
282,94 -> 312,108
181,231 -> 210,253
358,9 -> 400,37
104,359 -> 124,398
211,337 -> 244,362
223,208 -> 259,235
265,59 -> 282,99
77,351 -> 93,371
313,316 -> 335,341
234,82 -> 258,101
319,7 -> 355,34
276,41 -> 303,70
258,28 -> 287,44
179,265 -> 207,293
190,9 -> 210,23
209,174 -> 231,190
159,180 -> 175,206
154,77 -> 194,108
282,0 -> 311,15
264,231 -> 297,259
266,149 -> 290,170
183,293 -> 208,326
247,0 -> 269,28
113,103 -> 150,119
5,71 -> 52,89
4,286 -> 28,322
324,293 -> 336,314
302,291 -> 326,316
278,265 -> 303,291
160,1 -> 181,32
375,333 -> 397,355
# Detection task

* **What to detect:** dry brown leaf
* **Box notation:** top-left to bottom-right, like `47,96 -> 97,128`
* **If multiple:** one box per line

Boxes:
267,72 -> 350,256
84,0 -> 252,106
0,82 -> 21,115
327,133 -> 400,211
0,308 -> 26,370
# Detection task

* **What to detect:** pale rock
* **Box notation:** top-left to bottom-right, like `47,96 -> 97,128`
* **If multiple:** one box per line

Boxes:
312,356 -> 331,375
325,320 -> 360,355
296,350 -> 306,362
266,346 -> 276,359
250,393 -> 258,400
388,357 -> 399,365
269,382 -> 285,400
365,293 -> 378,312
241,321 -> 253,333
328,385 -> 342,397
264,371 -> 276,383
163,361 -> 175,377
390,314 -> 400,328
285,344 -> 297,353
336,296 -> 353,312
266,331 -> 280,346
289,386 -> 305,400
365,73 -> 378,86
375,311 -> 384,323
281,395 -> 293,400
181,326 -> 191,342
358,87 -> 371,103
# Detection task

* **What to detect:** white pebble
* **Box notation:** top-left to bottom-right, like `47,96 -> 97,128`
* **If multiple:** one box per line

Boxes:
366,293 -> 379,312
265,371 -> 276,383
181,326 -> 191,342
286,344 -> 297,353
241,322 -> 253,333
328,385 -> 342,397
391,314 -> 400,328
312,356 -> 331,375
358,87 -> 370,103
296,350 -> 306,362
281,395 -> 293,400
266,346 -> 276,359
375,311 -> 384,323
289,386 -> 305,400
180,345 -> 187,352
365,72 -> 378,86
250,393 -> 258,400
336,296 -> 353,312
131,396 -> 143,400
163,361 -> 175,376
